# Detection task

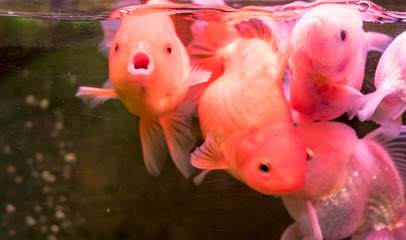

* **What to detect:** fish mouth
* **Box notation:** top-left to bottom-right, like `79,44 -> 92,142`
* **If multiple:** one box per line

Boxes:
127,52 -> 154,75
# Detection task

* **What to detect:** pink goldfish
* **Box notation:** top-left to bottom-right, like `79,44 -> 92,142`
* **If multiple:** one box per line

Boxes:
357,31 -> 406,139
189,10 -> 307,194
281,120 -> 406,240
289,4 -> 392,121
76,0 -> 211,178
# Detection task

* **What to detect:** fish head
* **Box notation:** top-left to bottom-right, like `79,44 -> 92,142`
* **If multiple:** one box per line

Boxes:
109,14 -> 189,85
293,121 -> 359,197
292,5 -> 363,77
107,13 -> 191,115
228,123 -> 307,195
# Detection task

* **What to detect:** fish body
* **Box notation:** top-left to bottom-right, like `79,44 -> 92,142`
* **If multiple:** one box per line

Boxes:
76,0 -> 211,178
281,121 -> 406,240
190,17 -> 307,194
289,4 -> 392,121
357,31 -> 406,139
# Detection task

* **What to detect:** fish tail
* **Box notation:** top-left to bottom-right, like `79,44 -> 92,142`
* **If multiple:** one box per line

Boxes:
186,0 -> 239,80
365,125 -> 406,193
352,222 -> 406,240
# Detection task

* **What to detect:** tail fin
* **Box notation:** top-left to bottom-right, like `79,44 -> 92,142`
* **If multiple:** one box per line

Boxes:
357,89 -> 404,139
352,223 -> 406,240
359,126 -> 406,240
186,0 -> 239,81
365,125 -> 406,194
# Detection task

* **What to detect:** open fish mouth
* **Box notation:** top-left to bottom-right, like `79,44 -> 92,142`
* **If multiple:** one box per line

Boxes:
127,52 -> 154,75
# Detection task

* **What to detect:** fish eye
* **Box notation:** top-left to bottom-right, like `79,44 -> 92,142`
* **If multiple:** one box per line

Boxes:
166,44 -> 172,54
340,30 -> 347,41
114,43 -> 119,52
306,148 -> 314,161
258,162 -> 271,174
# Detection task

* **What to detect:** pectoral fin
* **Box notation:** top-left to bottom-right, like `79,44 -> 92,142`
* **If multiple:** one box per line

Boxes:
179,66 -> 212,88
356,88 -> 396,122
365,32 -> 393,53
297,200 -> 323,240
191,134 -> 228,169
160,107 -> 197,179
280,223 -> 302,240
76,86 -> 118,108
139,117 -> 168,176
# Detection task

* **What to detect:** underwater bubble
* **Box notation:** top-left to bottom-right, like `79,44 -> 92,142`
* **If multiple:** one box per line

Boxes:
61,220 -> 72,229
55,210 -> 65,219
25,215 -> 37,226
3,145 -> 11,154
50,224 -> 60,233
25,94 -> 38,106
48,234 -> 57,240
26,158 -> 34,165
69,74 -> 77,85
64,153 -> 77,163
51,131 -> 59,138
39,215 -> 47,223
31,170 -> 39,178
58,142 -> 65,149
15,176 -> 24,184
40,98 -> 50,110
25,121 -> 34,129
41,170 -> 56,183
58,195 -> 67,203
46,195 -> 54,208
35,152 -> 44,162
62,170 -> 71,180
54,120 -> 64,131
6,204 -> 16,213
34,205 -> 42,213
22,69 -> 30,77
40,225 -> 48,233
42,186 -> 54,194
8,229 -> 16,236
7,165 -> 16,175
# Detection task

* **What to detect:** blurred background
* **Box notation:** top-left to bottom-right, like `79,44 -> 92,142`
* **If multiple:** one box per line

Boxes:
0,0 -> 405,239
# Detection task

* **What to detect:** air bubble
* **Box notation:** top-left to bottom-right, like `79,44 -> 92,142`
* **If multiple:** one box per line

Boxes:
6,204 -> 16,213
64,153 -> 77,163
357,0 -> 371,12
25,215 -> 37,226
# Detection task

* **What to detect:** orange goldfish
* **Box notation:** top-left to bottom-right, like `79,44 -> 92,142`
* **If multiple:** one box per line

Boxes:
189,14 -> 307,194
289,4 -> 392,121
357,31 -> 406,139
281,121 -> 406,240
76,0 -> 211,178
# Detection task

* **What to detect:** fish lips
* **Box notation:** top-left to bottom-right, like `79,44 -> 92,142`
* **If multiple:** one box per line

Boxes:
127,52 -> 155,76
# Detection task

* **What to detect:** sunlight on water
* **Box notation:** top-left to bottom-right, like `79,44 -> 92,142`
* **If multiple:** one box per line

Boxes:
0,0 -> 406,239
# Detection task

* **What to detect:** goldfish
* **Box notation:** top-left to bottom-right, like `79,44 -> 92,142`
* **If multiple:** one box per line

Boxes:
188,6 -> 307,194
281,120 -> 406,240
356,31 -> 406,139
288,4 -> 392,121
76,0 -> 211,178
